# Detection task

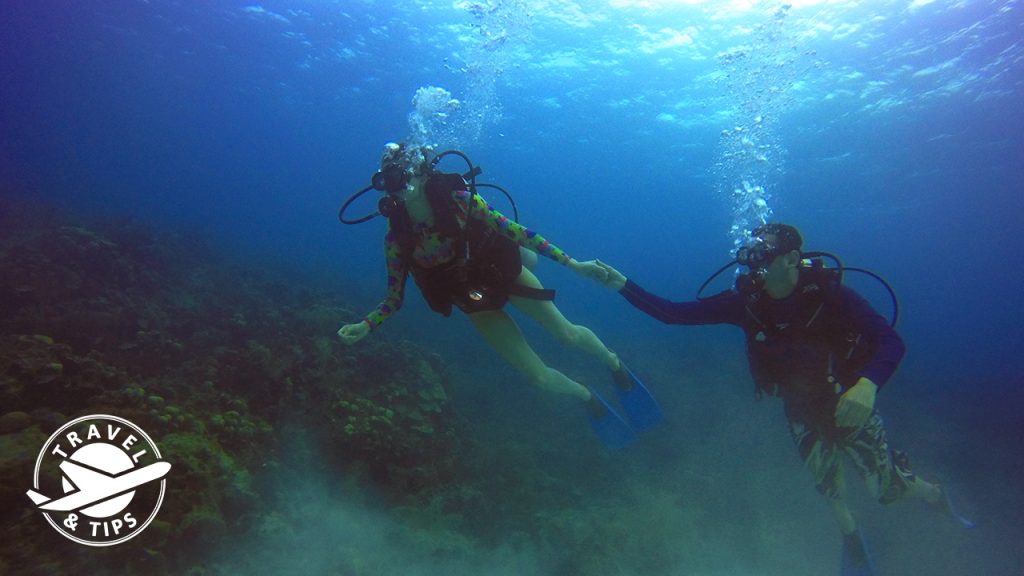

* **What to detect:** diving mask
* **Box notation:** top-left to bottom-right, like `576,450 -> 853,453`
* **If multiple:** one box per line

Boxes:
736,236 -> 780,269
371,162 -> 411,194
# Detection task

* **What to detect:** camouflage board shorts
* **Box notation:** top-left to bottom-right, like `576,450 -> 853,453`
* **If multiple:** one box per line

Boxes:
789,411 -> 915,503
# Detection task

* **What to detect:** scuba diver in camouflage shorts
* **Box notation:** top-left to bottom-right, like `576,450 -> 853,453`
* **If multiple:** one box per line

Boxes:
594,223 -> 974,575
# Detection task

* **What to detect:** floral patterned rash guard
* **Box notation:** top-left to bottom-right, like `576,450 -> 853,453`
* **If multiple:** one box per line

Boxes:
363,189 -> 571,329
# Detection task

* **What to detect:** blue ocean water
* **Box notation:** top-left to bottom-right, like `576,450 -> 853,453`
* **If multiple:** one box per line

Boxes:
2,1 -> 1022,574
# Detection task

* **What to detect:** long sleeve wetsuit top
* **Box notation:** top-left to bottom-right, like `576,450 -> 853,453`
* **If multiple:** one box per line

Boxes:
363,189 -> 571,329
619,278 -> 905,390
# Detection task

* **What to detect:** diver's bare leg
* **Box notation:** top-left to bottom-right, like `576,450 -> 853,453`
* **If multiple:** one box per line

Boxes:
467,308 -> 590,400
508,266 -> 620,370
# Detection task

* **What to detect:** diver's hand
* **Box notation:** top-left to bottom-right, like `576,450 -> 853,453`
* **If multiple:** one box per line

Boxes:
338,321 -> 370,345
835,377 -> 877,428
569,258 -> 608,282
594,260 -> 627,291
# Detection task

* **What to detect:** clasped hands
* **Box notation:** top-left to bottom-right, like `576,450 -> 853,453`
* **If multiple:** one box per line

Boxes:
570,259 -> 627,291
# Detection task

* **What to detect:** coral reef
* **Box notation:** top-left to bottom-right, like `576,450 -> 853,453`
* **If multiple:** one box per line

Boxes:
0,201 -> 470,574
0,199 -> 679,576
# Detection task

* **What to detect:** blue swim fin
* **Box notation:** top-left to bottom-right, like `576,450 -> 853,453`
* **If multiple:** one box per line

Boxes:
611,364 -> 663,431
840,529 -> 878,576
586,387 -> 635,449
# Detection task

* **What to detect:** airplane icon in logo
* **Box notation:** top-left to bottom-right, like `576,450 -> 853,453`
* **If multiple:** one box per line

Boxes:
27,460 -> 172,513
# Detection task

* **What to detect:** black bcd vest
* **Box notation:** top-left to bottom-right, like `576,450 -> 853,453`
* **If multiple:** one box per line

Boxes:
387,173 -> 523,316
741,265 -> 873,403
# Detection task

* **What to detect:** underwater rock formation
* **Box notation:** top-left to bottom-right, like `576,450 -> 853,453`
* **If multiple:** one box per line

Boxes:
0,200 -> 468,574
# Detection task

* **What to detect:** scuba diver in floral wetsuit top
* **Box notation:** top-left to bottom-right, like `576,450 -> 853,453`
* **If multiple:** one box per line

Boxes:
337,143 -> 662,448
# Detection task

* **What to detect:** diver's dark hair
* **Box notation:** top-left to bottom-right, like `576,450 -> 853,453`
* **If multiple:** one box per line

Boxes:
752,223 -> 803,255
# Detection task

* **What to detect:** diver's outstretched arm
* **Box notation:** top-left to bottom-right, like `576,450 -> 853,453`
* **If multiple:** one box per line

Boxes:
338,228 -> 410,344
337,321 -> 371,345
460,190 -> 574,264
